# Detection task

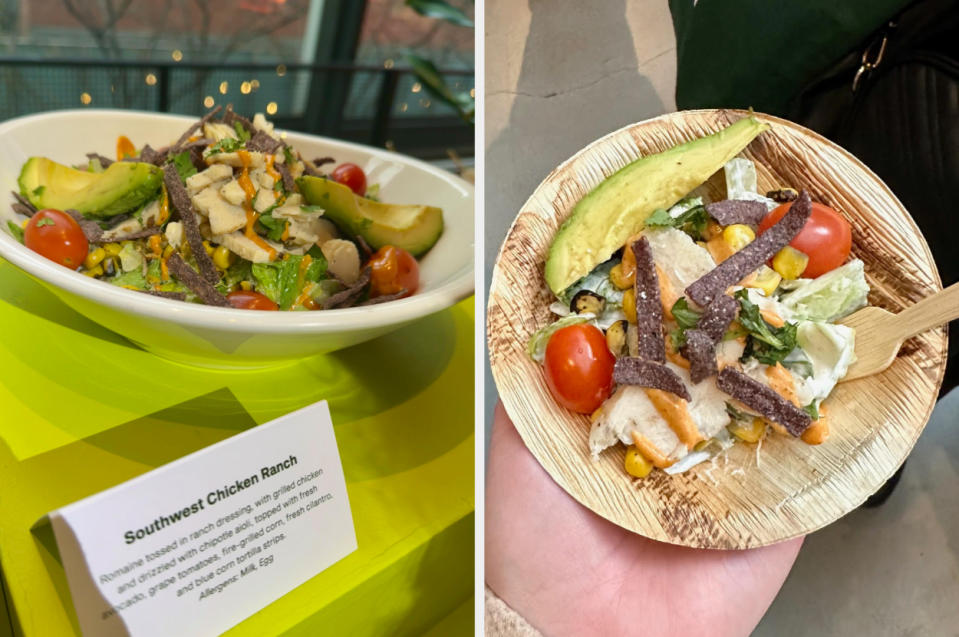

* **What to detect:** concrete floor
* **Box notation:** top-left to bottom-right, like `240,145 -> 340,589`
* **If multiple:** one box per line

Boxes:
484,1 -> 959,634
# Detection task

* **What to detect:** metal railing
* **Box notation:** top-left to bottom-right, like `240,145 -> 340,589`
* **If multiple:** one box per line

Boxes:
0,57 -> 474,159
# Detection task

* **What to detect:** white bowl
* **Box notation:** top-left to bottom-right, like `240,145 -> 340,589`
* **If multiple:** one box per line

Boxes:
0,109 -> 473,367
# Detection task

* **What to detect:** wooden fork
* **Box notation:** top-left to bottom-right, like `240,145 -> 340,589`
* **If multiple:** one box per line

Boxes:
840,281 -> 959,381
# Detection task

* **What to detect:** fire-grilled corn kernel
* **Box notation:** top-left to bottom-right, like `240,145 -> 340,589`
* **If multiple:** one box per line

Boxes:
624,445 -> 653,478
162,244 -> 174,258
239,280 -> 253,291
722,224 -> 756,252
213,245 -> 234,269
203,240 -> 214,256
622,288 -> 637,323
103,242 -> 123,257
609,263 -> 634,290
705,220 -> 723,239
743,265 -> 782,297
82,264 -> 104,278
729,417 -> 767,443
772,245 -> 809,280
83,247 -> 106,269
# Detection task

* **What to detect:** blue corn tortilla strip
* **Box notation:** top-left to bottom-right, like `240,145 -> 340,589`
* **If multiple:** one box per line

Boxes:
64,209 -> 103,243
322,267 -> 372,309
686,190 -> 812,307
166,253 -> 230,307
705,199 -> 768,227
613,357 -> 691,401
697,293 -> 738,342
683,329 -> 717,383
716,367 -> 811,436
631,236 -> 665,362
246,130 -> 282,155
171,105 -> 222,154
163,163 -> 220,286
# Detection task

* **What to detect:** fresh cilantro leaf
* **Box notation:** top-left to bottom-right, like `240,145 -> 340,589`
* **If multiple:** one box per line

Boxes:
645,208 -> 673,226
256,214 -> 287,242
735,289 -> 799,365
7,221 -> 24,243
669,297 -> 702,349
671,298 -> 701,329
283,146 -> 296,166
802,401 -> 820,421
169,150 -> 197,181
207,137 -> 243,155
36,217 -> 55,227
233,121 -> 251,142
645,204 -> 709,241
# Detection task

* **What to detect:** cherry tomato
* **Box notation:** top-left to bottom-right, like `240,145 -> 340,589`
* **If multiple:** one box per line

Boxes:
543,324 -> 615,414
758,201 -> 852,278
368,245 -> 418,298
226,290 -> 279,310
331,162 -> 367,196
24,209 -> 88,270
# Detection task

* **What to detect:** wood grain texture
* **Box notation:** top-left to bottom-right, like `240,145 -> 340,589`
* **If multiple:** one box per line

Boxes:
487,109 -> 947,549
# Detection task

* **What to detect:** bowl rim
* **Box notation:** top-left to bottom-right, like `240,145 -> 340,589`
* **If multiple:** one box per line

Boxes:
0,108 -> 474,333
487,107 -> 947,548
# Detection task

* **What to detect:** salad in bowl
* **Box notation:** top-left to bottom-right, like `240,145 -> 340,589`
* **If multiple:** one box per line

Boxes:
6,105 -> 441,311
0,108 -> 472,366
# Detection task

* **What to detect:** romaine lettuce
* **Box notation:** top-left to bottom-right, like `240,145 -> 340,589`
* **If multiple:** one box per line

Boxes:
779,260 -> 868,322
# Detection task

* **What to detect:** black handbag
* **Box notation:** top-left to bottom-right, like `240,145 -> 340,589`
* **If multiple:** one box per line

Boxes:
789,0 -> 959,393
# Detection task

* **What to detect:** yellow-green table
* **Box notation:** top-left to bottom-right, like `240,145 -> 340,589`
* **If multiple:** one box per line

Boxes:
0,259 -> 474,636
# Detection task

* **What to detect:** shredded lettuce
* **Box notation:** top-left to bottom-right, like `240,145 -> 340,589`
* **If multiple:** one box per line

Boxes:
251,253 -> 327,310
723,158 -> 777,210
117,242 -> 143,272
793,321 -> 857,404
779,260 -> 869,322
110,268 -> 148,290
527,314 -> 593,363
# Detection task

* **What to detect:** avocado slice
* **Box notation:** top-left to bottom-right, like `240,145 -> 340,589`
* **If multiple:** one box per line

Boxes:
18,156 -> 163,219
544,116 -> 769,295
297,176 -> 443,257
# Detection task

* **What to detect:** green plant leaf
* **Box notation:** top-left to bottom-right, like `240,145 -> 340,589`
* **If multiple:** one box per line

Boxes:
404,0 -> 473,27
404,53 -> 475,124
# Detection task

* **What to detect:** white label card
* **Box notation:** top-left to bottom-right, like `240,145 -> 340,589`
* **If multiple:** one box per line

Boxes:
44,401 -> 357,637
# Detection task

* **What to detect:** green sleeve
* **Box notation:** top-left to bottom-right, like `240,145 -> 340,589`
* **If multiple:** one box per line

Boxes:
669,0 -> 909,115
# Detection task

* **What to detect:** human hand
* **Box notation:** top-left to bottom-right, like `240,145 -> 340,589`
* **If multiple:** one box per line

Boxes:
486,402 -> 803,636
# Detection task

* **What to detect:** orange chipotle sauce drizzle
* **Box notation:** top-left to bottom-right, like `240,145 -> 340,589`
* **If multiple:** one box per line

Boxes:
237,150 -> 276,261
157,184 -> 170,225
291,255 -> 316,309
801,404 -> 830,445
630,431 -> 675,469
644,388 -> 702,449
264,155 -> 287,206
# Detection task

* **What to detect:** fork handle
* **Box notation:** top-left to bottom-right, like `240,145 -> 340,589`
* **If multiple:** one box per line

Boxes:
895,281 -> 959,339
